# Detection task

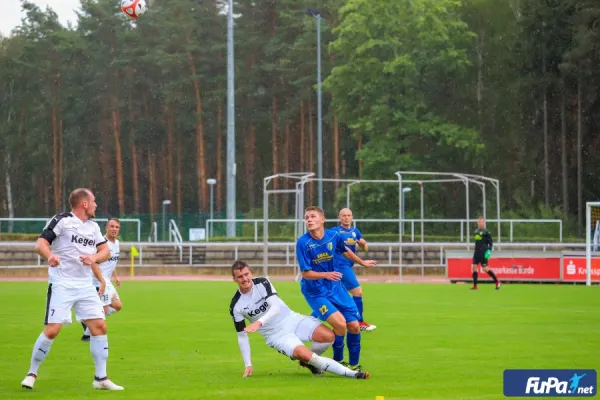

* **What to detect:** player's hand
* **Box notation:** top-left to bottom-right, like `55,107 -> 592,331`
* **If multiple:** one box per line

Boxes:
115,277 -> 121,287
324,271 -> 343,281
357,238 -> 367,248
80,254 -> 96,265
360,260 -> 377,268
98,281 -> 106,296
242,366 -> 253,377
47,253 -> 60,267
484,250 -> 492,259
244,321 -> 263,333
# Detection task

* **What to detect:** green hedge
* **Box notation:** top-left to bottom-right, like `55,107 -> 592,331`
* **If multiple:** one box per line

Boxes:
0,233 -> 39,241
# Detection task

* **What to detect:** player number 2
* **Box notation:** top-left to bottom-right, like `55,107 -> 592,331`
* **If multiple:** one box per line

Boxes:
319,305 -> 328,315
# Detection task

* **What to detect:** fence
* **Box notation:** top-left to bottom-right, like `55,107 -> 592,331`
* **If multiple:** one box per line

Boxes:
1,241 -> 585,279
205,218 -> 564,242
0,217 -> 142,242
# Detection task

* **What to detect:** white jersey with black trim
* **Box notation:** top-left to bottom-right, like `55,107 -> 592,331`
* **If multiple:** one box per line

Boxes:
40,212 -> 107,288
92,238 -> 120,286
229,277 -> 292,338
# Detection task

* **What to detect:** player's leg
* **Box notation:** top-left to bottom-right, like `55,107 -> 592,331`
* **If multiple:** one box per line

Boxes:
82,286 -> 101,341
291,345 -> 369,379
22,284 -> 71,389
107,285 -> 122,315
76,287 -> 123,391
291,314 -> 334,374
341,265 -> 375,331
304,295 -> 347,362
269,333 -> 369,379
471,254 -> 479,290
334,291 -> 363,370
482,266 -> 501,289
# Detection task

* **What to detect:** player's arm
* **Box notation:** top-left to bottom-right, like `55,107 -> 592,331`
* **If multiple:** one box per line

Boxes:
484,231 -> 493,259
36,216 -> 62,267
112,269 -> 121,287
341,246 -> 377,268
356,229 -> 368,252
231,308 -> 253,377
91,263 -> 107,295
296,239 -> 338,280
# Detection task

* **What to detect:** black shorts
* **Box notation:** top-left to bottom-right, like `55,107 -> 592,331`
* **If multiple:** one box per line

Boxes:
472,251 -> 488,267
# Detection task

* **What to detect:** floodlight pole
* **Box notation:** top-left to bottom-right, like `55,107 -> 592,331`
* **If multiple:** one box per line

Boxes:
305,9 -> 323,209
226,0 -> 236,238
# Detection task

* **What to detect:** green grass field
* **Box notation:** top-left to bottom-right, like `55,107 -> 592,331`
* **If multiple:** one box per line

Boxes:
1,281 -> 598,400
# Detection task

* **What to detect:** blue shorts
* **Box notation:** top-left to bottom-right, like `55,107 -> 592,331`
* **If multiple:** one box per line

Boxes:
338,265 -> 360,291
304,288 -> 360,323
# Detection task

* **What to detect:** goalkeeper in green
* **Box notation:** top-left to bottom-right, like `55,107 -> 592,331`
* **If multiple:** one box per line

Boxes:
471,217 -> 501,290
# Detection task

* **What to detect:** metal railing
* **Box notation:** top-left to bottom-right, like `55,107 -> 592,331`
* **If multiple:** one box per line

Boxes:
205,218 -> 564,243
1,241 -> 584,275
168,219 -> 183,262
0,217 -> 142,242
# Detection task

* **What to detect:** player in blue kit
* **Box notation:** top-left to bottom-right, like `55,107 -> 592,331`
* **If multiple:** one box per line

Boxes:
296,206 -> 377,372
330,208 -> 376,332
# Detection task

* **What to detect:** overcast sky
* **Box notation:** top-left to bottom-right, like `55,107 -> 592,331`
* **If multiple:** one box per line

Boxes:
1,0 -> 79,36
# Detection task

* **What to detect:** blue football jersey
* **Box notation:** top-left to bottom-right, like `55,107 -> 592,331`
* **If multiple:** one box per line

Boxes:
330,225 -> 363,268
296,229 -> 348,297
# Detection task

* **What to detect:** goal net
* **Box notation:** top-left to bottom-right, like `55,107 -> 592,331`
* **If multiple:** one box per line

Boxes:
585,202 -> 600,286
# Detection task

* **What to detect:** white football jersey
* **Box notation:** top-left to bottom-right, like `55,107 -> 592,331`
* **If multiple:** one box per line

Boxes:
229,277 -> 292,338
92,238 -> 120,286
40,212 -> 107,288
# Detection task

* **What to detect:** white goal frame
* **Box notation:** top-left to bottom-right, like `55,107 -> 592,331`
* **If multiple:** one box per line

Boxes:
585,201 -> 600,286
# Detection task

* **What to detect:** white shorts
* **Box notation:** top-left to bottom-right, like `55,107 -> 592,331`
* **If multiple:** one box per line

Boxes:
97,282 -> 120,306
266,312 -> 322,358
44,284 -> 105,325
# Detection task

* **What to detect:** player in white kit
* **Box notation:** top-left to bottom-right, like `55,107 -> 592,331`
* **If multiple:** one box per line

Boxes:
21,188 -> 124,391
229,260 -> 370,379
81,218 -> 123,341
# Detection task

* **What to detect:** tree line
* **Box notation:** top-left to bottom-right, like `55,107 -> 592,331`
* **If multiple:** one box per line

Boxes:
0,0 -> 598,235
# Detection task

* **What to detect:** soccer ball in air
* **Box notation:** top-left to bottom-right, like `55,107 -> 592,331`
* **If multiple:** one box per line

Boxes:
120,0 -> 147,19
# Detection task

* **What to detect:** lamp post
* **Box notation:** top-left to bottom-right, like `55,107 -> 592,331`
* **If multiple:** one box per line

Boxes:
401,187 -> 412,236
162,199 -> 171,242
226,0 -> 236,238
207,179 -> 216,238
305,8 -> 323,209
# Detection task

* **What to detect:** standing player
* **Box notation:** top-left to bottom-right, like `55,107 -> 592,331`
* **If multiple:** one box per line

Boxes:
471,216 -> 501,290
296,206 -> 377,371
229,260 -> 369,379
21,188 -> 124,391
330,208 -> 376,331
81,218 -> 123,341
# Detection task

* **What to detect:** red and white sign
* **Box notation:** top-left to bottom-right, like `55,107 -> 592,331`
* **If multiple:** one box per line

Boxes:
447,257 -> 561,281
562,257 -> 600,282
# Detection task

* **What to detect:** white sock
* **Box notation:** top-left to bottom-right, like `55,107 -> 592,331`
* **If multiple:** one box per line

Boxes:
90,335 -> 109,379
84,327 -> 91,336
308,353 -> 357,377
310,341 -> 332,356
29,333 -> 54,375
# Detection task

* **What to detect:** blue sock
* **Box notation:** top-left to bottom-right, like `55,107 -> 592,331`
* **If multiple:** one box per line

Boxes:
333,335 -> 345,362
347,332 -> 361,366
353,296 -> 364,322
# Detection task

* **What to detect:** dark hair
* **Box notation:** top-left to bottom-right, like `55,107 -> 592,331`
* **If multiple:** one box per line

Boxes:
231,260 -> 250,276
305,206 -> 325,217
106,217 -> 121,226
69,188 -> 92,208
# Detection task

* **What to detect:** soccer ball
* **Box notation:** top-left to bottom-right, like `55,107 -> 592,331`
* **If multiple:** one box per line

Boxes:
120,0 -> 147,19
